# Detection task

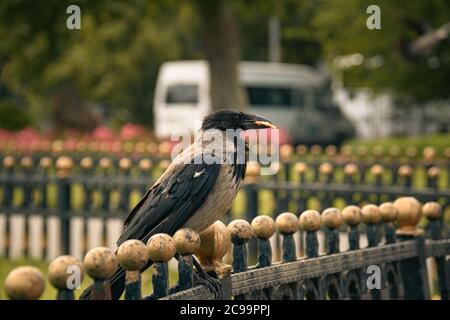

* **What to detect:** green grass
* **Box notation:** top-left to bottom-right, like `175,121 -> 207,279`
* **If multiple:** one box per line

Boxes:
344,133 -> 450,157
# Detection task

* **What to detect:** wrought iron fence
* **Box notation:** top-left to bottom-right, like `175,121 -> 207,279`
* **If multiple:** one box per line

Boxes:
3,197 -> 449,300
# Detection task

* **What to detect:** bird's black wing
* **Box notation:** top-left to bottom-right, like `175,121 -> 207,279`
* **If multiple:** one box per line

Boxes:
117,156 -> 221,245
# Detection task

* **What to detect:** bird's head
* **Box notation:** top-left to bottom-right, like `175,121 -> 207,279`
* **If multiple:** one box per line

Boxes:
201,109 -> 276,131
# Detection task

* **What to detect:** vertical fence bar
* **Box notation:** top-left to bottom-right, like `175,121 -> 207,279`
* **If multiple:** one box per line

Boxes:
56,156 -> 74,255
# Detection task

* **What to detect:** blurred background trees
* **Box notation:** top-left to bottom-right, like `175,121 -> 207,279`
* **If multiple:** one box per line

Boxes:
0,0 -> 449,132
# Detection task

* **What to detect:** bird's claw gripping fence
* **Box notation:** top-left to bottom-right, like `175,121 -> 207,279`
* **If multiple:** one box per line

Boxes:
3,197 -> 450,300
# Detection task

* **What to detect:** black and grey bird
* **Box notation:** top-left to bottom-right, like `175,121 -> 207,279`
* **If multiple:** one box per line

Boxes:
80,109 -> 275,300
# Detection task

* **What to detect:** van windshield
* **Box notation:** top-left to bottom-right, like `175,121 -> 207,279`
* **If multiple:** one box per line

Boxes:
245,86 -> 304,107
166,84 -> 198,104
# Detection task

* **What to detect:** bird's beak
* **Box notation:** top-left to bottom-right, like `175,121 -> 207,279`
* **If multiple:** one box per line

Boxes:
242,115 -> 277,130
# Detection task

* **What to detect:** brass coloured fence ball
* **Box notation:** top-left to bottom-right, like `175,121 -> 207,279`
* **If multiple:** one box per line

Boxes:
341,205 -> 362,226
422,201 -> 442,220
158,141 -> 172,157
119,158 -> 132,170
340,145 -> 352,157
319,162 -> 333,175
344,163 -> 358,176
88,141 -> 99,153
56,156 -> 74,178
99,141 -> 111,153
117,240 -> 149,271
275,212 -> 299,234
427,166 -> 440,178
296,144 -> 308,156
135,142 -> 146,154
299,210 -> 321,232
99,157 -> 112,169
4,266 -> 45,300
372,145 -> 384,157
173,228 -> 201,255
227,219 -> 253,244
76,141 -> 87,152
388,146 -> 400,158
147,142 -> 158,154
197,221 -> 231,269
83,247 -> 118,280
405,146 -> 417,158
356,145 -> 368,157
158,159 -> 171,171
111,141 -> 122,153
398,165 -> 413,177
321,208 -> 342,229
444,147 -> 450,159
422,146 -> 436,160
39,156 -> 53,169
80,157 -> 94,169
379,202 -> 398,222
147,233 -> 176,263
280,144 -> 293,162
123,142 -> 134,154
52,140 -> 64,153
20,156 -> 33,168
370,164 -> 384,176
245,161 -> 260,178
294,162 -> 308,174
138,158 -> 153,171
393,197 -> 422,232
325,145 -> 337,156
251,215 -> 276,239
310,144 -> 322,156
361,204 -> 381,225
48,255 -> 84,290
3,155 -> 15,167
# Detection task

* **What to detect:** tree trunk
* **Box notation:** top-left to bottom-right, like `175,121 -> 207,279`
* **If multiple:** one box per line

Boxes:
196,0 -> 245,111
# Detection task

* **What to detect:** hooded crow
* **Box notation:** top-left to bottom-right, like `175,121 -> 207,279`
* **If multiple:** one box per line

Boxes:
80,109 -> 275,299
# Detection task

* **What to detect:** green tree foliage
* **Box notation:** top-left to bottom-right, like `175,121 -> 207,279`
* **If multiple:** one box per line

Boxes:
313,0 -> 450,101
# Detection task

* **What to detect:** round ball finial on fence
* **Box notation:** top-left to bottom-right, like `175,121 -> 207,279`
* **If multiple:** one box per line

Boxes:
99,157 -> 112,170
319,162 -> 333,176
379,202 -> 398,222
245,162 -> 260,183
398,165 -> 413,177
321,208 -> 342,229
393,197 -> 423,236
444,147 -> 450,159
20,156 -> 33,169
135,142 -> 146,154
83,247 -> 118,280
422,201 -> 442,220
4,266 -> 45,300
158,141 -> 172,157
48,255 -> 84,290
341,205 -> 362,226
294,162 -> 308,174
80,156 -> 94,170
147,234 -> 176,263
427,166 -> 440,178
423,146 -> 436,160
310,144 -> 322,156
227,219 -> 253,245
280,144 -> 294,163
119,158 -> 132,171
197,221 -> 232,278
361,204 -> 382,225
388,146 -> 401,158
3,155 -> 15,168
298,210 -> 321,232
405,146 -> 417,158
344,163 -> 359,176
356,145 -> 368,157
325,145 -> 337,156
123,142 -> 134,154
276,212 -> 299,234
117,240 -> 150,271
39,156 -> 53,169
296,144 -> 308,156
138,158 -> 153,171
56,156 -> 74,178
158,159 -> 171,171
52,140 -> 64,153
372,145 -> 384,157
251,215 -> 276,239
370,164 -> 384,176
173,228 -> 201,255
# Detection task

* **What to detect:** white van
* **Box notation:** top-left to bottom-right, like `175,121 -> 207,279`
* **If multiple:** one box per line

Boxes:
154,60 -> 354,145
